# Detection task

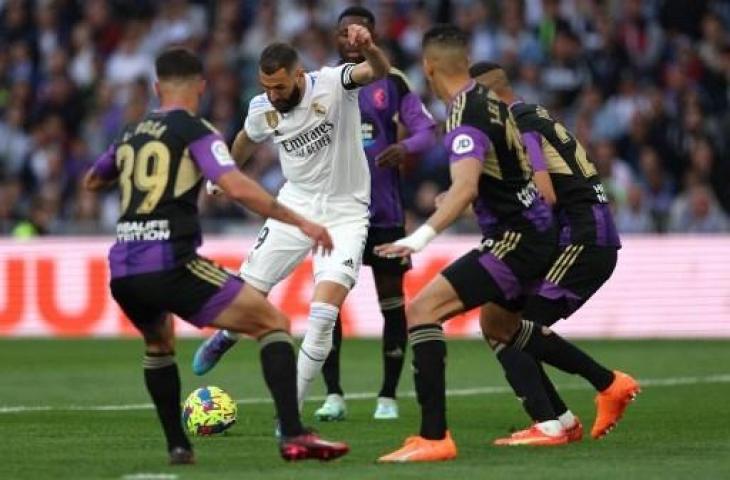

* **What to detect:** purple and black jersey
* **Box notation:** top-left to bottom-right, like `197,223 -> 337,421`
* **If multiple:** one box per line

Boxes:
92,109 -> 236,278
444,82 -> 552,236
509,102 -> 621,248
358,68 -> 436,227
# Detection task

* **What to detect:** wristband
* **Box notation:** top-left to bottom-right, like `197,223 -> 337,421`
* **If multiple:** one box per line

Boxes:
206,180 -> 223,195
393,224 -> 437,252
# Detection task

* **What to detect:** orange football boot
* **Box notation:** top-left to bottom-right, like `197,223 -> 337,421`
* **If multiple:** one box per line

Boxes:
378,431 -> 457,463
591,370 -> 641,439
493,424 -> 568,446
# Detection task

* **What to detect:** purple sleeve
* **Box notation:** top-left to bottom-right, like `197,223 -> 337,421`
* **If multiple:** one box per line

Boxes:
398,92 -> 437,154
443,125 -> 491,164
522,131 -> 547,172
188,133 -> 237,182
91,144 -> 119,180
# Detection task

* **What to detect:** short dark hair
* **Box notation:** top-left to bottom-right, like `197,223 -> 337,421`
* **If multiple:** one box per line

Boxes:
338,6 -> 375,25
155,47 -> 203,80
259,43 -> 299,75
469,61 -> 503,78
422,24 -> 469,51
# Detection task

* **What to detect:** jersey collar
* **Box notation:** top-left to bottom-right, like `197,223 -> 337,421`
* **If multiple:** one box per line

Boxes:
447,79 -> 476,109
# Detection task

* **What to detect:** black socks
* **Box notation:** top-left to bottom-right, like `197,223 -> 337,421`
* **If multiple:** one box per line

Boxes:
259,331 -> 304,437
409,324 -> 447,440
143,353 -> 190,452
495,345 -> 556,422
378,297 -> 408,399
512,320 -> 614,392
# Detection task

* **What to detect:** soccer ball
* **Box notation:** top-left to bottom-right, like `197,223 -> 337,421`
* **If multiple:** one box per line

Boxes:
182,386 -> 237,436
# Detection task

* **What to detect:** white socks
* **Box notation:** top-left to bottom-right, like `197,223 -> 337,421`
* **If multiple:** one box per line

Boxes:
558,410 -> 577,429
297,302 -> 340,409
535,419 -> 564,437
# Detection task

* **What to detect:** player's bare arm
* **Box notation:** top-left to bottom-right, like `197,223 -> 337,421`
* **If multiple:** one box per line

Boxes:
348,24 -> 390,85
231,129 -> 259,168
207,130 -> 259,195
375,157 -> 481,258
82,169 -> 115,191
533,170 -> 557,206
216,169 -> 333,254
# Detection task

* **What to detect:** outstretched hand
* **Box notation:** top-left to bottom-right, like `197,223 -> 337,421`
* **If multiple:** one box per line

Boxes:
348,24 -> 374,51
374,242 -> 414,259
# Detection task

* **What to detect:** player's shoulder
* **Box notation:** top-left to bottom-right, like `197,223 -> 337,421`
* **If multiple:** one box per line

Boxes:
386,67 -> 413,96
446,83 -> 489,132
156,109 -> 216,140
511,102 -> 548,120
247,93 -> 273,115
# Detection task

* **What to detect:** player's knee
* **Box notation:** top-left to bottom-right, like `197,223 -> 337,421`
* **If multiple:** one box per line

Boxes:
264,310 -> 290,332
142,328 -> 174,353
405,299 -> 430,327
480,308 -> 520,344
144,338 -> 174,355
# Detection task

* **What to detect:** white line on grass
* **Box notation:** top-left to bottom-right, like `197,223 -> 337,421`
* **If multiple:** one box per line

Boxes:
121,475 -> 178,480
2,373 -> 729,415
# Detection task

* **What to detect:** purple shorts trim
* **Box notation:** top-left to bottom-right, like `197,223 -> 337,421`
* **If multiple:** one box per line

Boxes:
536,280 -> 582,301
188,276 -> 244,328
536,280 -> 583,316
478,253 -> 521,300
109,241 -> 176,278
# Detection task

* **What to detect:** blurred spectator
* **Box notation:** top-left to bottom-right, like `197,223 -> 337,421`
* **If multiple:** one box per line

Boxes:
615,183 -> 654,233
669,183 -> 728,233
593,139 -> 634,209
637,145 -> 675,232
0,0 -> 726,236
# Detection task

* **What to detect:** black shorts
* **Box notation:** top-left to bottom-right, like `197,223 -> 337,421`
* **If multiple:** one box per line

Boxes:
362,226 -> 412,274
110,256 -> 244,331
442,226 -> 558,312
523,245 -> 618,325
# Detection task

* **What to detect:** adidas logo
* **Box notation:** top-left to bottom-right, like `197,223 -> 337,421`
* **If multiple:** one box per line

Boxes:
342,258 -> 354,268
385,347 -> 404,358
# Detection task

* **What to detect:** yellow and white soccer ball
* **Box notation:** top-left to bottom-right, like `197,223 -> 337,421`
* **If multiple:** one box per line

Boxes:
182,386 -> 237,436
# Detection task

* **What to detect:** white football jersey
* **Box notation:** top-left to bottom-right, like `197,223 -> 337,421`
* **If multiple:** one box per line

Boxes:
245,64 -> 370,206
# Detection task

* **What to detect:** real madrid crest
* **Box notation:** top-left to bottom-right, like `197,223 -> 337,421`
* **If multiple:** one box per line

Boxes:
313,102 -> 327,116
265,110 -> 279,129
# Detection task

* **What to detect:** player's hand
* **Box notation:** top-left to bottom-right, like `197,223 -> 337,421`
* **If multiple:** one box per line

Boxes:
375,143 -> 407,167
374,242 -> 414,259
300,221 -> 334,256
348,24 -> 374,51
434,191 -> 447,208
206,180 -> 223,196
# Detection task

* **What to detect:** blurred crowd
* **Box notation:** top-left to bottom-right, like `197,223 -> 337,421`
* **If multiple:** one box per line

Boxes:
1,0 -> 730,237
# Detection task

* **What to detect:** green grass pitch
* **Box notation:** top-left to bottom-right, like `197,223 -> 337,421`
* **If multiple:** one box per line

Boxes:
1,338 -> 729,479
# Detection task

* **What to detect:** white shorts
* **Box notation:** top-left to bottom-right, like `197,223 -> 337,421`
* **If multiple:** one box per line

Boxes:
240,188 -> 369,293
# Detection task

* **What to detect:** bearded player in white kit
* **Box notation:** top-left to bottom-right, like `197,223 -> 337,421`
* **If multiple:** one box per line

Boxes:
193,25 -> 390,413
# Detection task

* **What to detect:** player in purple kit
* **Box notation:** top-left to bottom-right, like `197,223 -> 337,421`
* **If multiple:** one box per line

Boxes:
83,48 -> 348,465
471,62 -> 639,445
315,6 -> 437,422
375,25 -> 637,462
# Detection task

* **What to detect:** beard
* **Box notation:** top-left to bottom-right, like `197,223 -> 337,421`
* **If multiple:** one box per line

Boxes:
271,84 -> 302,113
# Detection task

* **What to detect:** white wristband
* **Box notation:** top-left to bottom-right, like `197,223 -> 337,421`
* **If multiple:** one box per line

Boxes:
206,180 -> 223,196
394,224 -> 437,253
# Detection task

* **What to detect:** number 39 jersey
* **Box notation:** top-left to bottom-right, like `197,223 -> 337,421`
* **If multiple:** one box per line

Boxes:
443,81 -> 552,236
510,102 -> 621,247
91,109 -> 237,278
